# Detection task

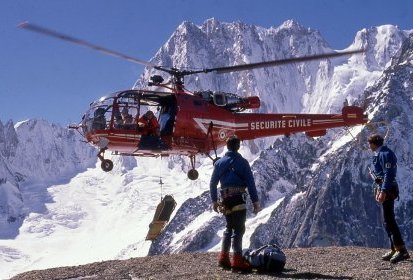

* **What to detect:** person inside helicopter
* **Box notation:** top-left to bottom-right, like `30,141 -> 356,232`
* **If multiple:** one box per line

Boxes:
113,106 -> 136,129
137,110 -> 171,150
159,105 -> 176,137
121,107 -> 134,129
91,107 -> 107,130
137,110 -> 160,136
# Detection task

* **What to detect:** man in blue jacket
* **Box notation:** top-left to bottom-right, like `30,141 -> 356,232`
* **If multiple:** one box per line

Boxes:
210,135 -> 261,271
368,134 -> 410,263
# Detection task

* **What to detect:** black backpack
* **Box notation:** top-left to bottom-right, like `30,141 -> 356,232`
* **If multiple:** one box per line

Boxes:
243,244 -> 286,272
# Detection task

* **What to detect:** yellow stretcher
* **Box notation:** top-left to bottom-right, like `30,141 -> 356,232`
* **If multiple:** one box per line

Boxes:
146,195 -> 177,241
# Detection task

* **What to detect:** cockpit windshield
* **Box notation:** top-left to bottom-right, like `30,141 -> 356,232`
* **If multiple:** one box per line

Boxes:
82,96 -> 113,135
81,90 -> 176,135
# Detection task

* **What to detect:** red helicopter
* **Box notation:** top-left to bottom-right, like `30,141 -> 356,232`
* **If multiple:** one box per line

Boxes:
19,22 -> 368,180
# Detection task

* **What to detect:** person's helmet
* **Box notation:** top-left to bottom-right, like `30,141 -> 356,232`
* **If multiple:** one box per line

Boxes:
121,108 -> 129,115
94,107 -> 105,116
145,110 -> 154,118
368,134 -> 384,146
226,135 -> 240,151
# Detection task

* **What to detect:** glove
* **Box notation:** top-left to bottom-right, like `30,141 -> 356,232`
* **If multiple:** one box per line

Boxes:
375,178 -> 383,184
375,189 -> 380,201
212,202 -> 219,213
376,191 -> 386,203
253,201 -> 261,214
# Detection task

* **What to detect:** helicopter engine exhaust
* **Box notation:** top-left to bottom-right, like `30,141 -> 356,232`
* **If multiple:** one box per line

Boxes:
238,96 -> 260,110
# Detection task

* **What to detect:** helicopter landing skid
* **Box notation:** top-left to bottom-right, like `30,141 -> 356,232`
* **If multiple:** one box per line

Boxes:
97,148 -> 113,172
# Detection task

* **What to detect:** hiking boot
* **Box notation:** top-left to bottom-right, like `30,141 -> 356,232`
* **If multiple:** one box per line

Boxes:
382,250 -> 395,261
390,249 -> 410,263
231,253 -> 252,272
218,252 -> 231,269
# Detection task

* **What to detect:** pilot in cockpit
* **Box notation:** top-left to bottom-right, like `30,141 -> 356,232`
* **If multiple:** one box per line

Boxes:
91,107 -> 106,130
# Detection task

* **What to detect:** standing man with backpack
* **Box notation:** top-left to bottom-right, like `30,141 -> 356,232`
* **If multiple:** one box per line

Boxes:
368,134 -> 410,263
210,135 -> 261,271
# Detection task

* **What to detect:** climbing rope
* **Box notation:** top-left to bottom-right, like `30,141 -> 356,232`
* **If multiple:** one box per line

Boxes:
159,156 -> 164,200
365,120 -> 391,141
344,120 -> 390,150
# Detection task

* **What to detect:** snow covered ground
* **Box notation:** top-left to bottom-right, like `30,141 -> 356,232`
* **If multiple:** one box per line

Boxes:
0,148 -> 264,279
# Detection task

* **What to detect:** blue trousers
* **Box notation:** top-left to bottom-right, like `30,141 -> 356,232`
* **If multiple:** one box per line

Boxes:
222,209 -> 246,254
382,199 -> 405,248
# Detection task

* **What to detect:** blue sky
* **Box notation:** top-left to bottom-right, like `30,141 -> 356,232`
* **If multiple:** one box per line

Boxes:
1,0 -> 412,125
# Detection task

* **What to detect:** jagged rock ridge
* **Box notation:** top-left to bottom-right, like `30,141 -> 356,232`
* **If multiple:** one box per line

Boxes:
145,20 -> 413,254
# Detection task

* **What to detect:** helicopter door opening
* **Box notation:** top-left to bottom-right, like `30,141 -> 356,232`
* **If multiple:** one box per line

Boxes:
137,92 -> 177,150
159,104 -> 176,137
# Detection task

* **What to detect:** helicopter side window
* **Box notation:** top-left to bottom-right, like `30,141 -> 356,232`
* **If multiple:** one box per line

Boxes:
114,104 -> 139,130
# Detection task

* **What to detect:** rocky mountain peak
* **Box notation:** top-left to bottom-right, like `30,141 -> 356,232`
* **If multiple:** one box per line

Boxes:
143,21 -> 413,254
277,19 -> 306,32
352,25 -> 407,71
392,32 -> 413,66
0,120 -> 18,159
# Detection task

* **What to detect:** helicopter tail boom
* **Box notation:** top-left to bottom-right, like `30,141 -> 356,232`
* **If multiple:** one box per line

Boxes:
231,105 -> 367,140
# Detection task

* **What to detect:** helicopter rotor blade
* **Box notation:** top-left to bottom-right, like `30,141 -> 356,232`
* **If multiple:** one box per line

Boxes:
202,49 -> 364,74
17,21 -> 155,67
